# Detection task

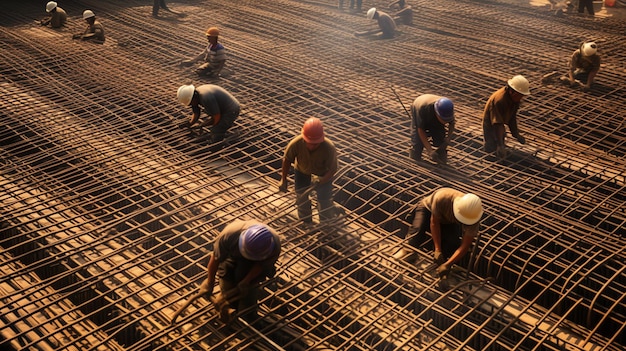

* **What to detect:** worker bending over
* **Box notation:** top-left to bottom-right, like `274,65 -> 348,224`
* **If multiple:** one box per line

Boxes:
405,188 -> 484,278
409,95 -> 455,165
41,1 -> 67,28
72,10 -> 105,43
561,41 -> 601,92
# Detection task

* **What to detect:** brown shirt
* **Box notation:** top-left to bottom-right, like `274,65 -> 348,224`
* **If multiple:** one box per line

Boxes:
422,188 -> 479,237
569,49 -> 601,73
284,135 -> 338,176
482,86 -> 520,136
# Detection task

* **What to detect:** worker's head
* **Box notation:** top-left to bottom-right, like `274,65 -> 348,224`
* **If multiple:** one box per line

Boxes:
82,9 -> 95,23
506,75 -> 530,102
177,84 -> 195,106
367,7 -> 378,20
239,225 -> 276,261
434,97 -> 454,123
581,42 -> 597,57
453,193 -> 483,225
46,1 -> 57,13
206,27 -> 219,44
301,117 -> 325,150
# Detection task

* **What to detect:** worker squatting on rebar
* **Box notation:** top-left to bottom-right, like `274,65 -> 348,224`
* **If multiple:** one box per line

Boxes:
72,10 -> 105,44
180,26 -> 227,77
203,220 -> 281,322
279,118 -> 341,226
40,1 -> 67,28
354,8 -> 397,39
409,95 -> 455,165
482,75 -> 530,159
176,84 -> 240,146
403,188 -> 484,279
560,42 -> 601,92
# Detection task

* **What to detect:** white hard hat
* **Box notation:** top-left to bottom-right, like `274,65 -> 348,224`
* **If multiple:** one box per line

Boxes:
46,1 -> 57,12
581,42 -> 597,57
453,193 -> 484,225
82,10 -> 95,19
367,7 -> 377,20
507,75 -> 531,96
177,85 -> 195,106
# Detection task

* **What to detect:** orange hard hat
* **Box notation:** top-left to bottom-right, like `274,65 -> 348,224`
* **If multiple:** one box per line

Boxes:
301,118 -> 325,144
206,27 -> 219,37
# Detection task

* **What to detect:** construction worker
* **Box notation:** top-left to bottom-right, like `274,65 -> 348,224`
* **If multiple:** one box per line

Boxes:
180,27 -> 227,77
409,95 -> 455,165
404,188 -> 483,278
389,0 -> 413,25
355,8 -> 397,39
40,1 -> 67,28
72,10 -> 105,43
279,118 -> 339,225
338,0 -> 362,11
152,0 -> 182,18
203,220 -> 281,321
482,75 -> 530,159
176,84 -> 240,145
561,42 -> 600,92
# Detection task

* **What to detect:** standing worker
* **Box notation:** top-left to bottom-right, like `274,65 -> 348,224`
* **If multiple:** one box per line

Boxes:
355,8 -> 397,39
561,42 -> 600,92
404,188 -> 483,278
482,75 -> 530,159
279,118 -> 340,225
203,220 -> 281,321
181,27 -> 227,77
176,84 -> 240,146
152,0 -> 182,18
409,94 -> 455,165
40,1 -> 67,28
72,10 -> 105,43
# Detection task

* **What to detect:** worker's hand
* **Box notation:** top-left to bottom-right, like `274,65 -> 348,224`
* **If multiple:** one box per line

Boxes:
278,180 -> 288,193
311,176 -> 321,187
237,281 -> 250,296
433,251 -> 446,265
515,134 -> 526,145
436,263 -> 451,279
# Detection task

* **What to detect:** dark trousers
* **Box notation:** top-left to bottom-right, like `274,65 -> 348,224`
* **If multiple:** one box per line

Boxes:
218,259 -> 260,321
578,0 -> 594,15
295,170 -> 335,223
211,108 -> 240,143
406,203 -> 461,258
411,127 -> 447,160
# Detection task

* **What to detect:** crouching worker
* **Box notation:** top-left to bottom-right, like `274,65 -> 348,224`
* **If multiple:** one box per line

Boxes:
41,2 -> 67,28
561,41 -> 600,92
72,10 -> 105,43
176,84 -> 240,146
203,220 -> 281,322
404,188 -> 483,278
180,26 -> 227,77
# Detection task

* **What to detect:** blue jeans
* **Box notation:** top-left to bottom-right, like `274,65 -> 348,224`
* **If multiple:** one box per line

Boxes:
295,170 -> 335,222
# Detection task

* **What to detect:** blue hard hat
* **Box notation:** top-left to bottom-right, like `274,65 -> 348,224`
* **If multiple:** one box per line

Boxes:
238,224 -> 275,261
434,97 -> 454,123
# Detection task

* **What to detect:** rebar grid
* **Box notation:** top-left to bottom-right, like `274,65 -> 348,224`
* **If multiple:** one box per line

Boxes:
1,0 -> 625,350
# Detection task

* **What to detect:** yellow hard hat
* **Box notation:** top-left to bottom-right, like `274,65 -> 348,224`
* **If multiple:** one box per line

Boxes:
206,27 -> 219,37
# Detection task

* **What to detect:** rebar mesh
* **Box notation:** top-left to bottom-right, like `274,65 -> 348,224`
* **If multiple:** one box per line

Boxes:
1,0 -> 624,350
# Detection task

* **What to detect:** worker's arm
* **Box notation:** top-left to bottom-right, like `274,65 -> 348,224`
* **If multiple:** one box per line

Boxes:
445,122 -> 455,145
188,105 -> 201,126
279,157 -> 291,192
585,68 -> 599,90
201,254 -> 219,296
418,128 -> 433,154
445,234 -> 474,267
429,214 -> 442,254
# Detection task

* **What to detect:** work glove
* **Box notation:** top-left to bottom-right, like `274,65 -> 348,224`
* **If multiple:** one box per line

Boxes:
433,251 -> 446,265
515,134 -> 526,145
278,180 -> 288,193
436,263 -> 451,279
